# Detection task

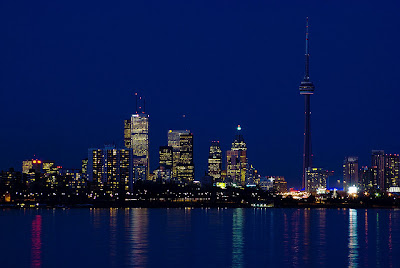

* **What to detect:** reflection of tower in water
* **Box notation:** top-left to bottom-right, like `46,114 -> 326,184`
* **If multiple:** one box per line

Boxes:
348,209 -> 359,268
303,209 -> 310,265
31,215 -> 42,268
316,209 -> 326,265
232,208 -> 244,268
109,209 -> 117,267
130,209 -> 149,267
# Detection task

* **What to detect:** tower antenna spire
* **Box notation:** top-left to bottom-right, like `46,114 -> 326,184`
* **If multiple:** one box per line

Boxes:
299,17 -> 315,191
135,92 -> 138,114
305,17 -> 310,81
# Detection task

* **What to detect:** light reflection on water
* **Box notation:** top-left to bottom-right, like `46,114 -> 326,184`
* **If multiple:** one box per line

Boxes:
30,215 -> 42,268
348,209 -> 359,268
232,208 -> 244,268
129,208 -> 148,268
11,208 -> 398,268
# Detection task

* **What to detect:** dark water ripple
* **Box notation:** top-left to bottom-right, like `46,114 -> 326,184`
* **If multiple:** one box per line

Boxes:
0,208 -> 399,268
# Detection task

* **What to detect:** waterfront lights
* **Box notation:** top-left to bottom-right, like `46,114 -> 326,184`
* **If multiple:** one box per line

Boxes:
348,186 -> 358,195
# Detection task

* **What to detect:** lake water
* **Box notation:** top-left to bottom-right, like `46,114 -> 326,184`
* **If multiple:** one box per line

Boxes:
0,208 -> 399,268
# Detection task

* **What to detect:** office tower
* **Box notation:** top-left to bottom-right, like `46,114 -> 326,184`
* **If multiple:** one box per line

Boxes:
157,146 -> 173,182
273,176 -> 288,193
259,177 -> 275,191
360,166 -> 378,191
81,158 -> 88,178
87,145 -> 132,195
125,113 -> 149,181
159,146 -> 173,169
124,119 -> 132,148
208,141 -> 222,181
246,164 -> 259,185
343,156 -> 359,191
371,150 -> 385,190
168,130 -> 190,179
226,126 -> 247,186
22,159 -> 43,185
22,159 -> 42,174
299,18 -> 315,189
305,168 -> 333,193
385,154 -> 400,189
176,133 -> 194,182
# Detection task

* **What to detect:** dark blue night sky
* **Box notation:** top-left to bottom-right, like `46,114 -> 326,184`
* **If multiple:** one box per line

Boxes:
1,1 -> 400,188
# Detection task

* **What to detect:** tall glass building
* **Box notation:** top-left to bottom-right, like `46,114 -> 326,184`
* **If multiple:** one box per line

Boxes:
125,113 -> 149,181
226,126 -> 247,186
385,154 -> 400,190
168,130 -> 194,180
371,150 -> 385,190
208,141 -> 222,181
343,156 -> 359,191
87,145 -> 132,196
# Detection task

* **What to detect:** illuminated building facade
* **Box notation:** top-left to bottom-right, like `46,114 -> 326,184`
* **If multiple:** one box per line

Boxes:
273,176 -> 288,193
343,156 -> 359,191
385,154 -> 400,189
207,141 -> 222,181
87,145 -> 132,195
22,159 -> 42,174
58,168 -> 86,194
125,113 -> 150,181
360,166 -> 378,191
371,150 -> 385,190
245,164 -> 259,185
226,126 -> 247,186
299,18 -> 315,189
176,133 -> 194,182
159,146 -> 173,170
305,168 -> 333,193
259,177 -> 275,191
22,159 -> 43,184
167,130 -> 191,179
157,146 -> 173,181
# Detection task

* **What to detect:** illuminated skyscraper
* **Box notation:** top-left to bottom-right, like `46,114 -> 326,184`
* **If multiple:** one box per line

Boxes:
299,18 -> 315,189
273,176 -> 288,193
360,165 -> 379,192
208,141 -> 222,181
125,111 -> 149,181
168,130 -> 190,179
22,159 -> 42,174
226,125 -> 247,186
343,156 -> 359,191
305,168 -> 333,193
371,150 -> 385,190
385,154 -> 400,189
22,159 -> 43,184
176,133 -> 194,182
159,146 -> 173,170
87,145 -> 132,195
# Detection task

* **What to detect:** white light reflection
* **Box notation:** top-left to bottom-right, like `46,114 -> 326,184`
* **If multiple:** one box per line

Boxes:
348,209 -> 359,268
129,208 -> 148,268
232,208 -> 244,268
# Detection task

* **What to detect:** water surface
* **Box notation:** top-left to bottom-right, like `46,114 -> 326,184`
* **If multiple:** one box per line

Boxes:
0,208 -> 399,267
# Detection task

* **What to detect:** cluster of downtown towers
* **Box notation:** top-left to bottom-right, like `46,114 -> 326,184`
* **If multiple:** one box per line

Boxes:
13,19 -> 400,195
86,108 -> 259,194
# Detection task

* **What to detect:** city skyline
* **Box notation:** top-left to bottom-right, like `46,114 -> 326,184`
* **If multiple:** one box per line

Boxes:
2,2 -> 400,188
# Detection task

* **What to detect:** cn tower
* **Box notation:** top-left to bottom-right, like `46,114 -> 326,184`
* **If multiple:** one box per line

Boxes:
299,18 -> 315,189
